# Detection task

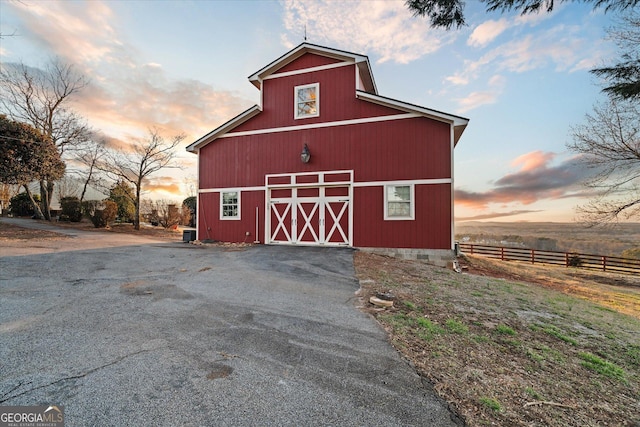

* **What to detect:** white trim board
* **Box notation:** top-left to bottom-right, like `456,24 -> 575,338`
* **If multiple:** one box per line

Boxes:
353,178 -> 451,187
199,178 -> 451,194
356,91 -> 468,127
265,62 -> 353,80
199,186 -> 265,194
218,113 -> 419,139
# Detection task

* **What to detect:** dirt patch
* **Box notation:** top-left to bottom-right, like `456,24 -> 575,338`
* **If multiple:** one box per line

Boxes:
192,240 -> 253,251
568,271 -> 639,288
54,220 -> 183,240
206,363 -> 234,380
120,280 -> 154,296
0,221 -> 68,240
0,218 -> 183,241
355,251 -> 640,427
120,281 -> 194,300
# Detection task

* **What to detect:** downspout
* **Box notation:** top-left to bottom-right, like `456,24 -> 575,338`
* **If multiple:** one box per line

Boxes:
196,148 -> 201,240
450,123 -> 455,252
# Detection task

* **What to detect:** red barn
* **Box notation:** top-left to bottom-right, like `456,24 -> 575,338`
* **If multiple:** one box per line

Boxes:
187,43 -> 469,265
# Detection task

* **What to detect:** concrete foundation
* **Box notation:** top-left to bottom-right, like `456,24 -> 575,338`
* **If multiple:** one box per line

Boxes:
358,247 -> 456,268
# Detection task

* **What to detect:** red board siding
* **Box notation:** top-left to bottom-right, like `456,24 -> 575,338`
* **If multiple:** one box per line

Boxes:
353,184 -> 452,249
276,53 -> 343,74
199,183 -> 452,248
233,65 -> 402,133
198,191 -> 265,243
199,117 -> 451,189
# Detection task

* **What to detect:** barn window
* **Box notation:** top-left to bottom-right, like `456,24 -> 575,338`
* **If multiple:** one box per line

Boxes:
294,83 -> 319,119
384,184 -> 414,220
220,191 -> 240,220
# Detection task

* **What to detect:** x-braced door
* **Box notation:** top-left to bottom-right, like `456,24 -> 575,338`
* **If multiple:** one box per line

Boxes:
269,188 -> 294,244
268,185 -> 350,246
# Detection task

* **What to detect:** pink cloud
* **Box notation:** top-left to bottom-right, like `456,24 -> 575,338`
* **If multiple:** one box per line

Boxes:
144,176 -> 182,196
9,1 -> 119,65
455,75 -> 505,113
455,210 -> 542,221
5,0 -> 252,153
511,151 -> 556,172
455,152 -> 592,210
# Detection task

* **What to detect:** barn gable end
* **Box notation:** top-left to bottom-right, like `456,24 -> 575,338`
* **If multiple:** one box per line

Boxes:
274,53 -> 344,74
188,42 -> 469,265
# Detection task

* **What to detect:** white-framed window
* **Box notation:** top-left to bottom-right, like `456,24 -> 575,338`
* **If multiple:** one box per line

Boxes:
384,184 -> 414,220
294,83 -> 319,119
220,190 -> 241,220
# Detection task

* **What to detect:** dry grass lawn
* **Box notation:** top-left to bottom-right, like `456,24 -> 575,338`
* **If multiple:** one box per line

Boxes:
355,251 -> 640,427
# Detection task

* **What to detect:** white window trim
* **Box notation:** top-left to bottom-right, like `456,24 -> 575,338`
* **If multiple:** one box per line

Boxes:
220,190 -> 241,220
384,184 -> 415,221
294,83 -> 320,120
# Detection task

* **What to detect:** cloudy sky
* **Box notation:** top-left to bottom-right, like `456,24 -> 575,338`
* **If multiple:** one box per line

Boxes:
0,0 -> 621,221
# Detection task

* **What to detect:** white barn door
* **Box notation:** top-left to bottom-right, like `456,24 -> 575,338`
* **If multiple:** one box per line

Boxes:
266,171 -> 352,247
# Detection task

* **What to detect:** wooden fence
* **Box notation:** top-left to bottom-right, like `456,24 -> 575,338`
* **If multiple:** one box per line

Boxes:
458,243 -> 640,275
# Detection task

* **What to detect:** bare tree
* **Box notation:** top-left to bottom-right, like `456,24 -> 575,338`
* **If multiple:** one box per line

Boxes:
96,128 -> 185,230
74,138 -> 106,203
0,30 -> 17,39
56,175 -> 80,201
0,59 -> 90,219
147,200 -> 191,230
567,99 -> 640,225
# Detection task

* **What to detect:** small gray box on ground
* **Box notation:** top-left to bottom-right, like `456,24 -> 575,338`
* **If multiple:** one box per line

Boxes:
183,229 -> 196,242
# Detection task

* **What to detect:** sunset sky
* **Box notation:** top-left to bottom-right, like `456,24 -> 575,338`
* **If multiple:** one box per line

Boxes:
0,0 -> 621,222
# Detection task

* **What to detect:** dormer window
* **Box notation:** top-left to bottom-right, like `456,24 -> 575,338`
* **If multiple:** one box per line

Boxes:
294,83 -> 319,119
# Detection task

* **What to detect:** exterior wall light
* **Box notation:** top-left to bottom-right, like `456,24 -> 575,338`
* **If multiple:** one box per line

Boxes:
301,144 -> 311,163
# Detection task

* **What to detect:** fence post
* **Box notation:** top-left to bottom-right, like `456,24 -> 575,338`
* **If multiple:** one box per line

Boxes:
531,249 -> 535,264
602,256 -> 607,272
565,252 -> 569,267
501,247 -> 505,261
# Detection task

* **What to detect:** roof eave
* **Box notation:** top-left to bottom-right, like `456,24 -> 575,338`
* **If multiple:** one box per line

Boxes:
356,90 -> 469,144
185,105 -> 262,153
453,124 -> 468,147
356,61 -> 377,94
248,42 -> 375,92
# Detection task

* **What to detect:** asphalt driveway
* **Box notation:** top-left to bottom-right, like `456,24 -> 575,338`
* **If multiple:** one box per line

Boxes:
0,219 -> 461,426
